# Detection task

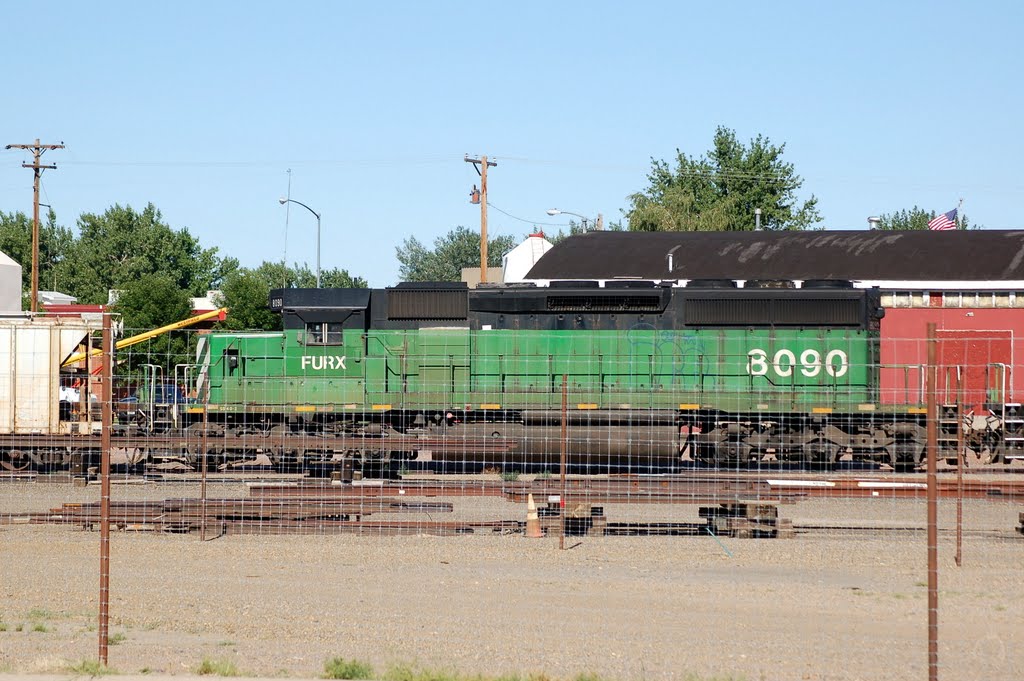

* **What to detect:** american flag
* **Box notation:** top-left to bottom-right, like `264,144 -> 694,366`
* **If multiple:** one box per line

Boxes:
928,208 -> 957,231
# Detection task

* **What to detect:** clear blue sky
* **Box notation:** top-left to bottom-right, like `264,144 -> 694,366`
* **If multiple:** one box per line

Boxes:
2,1 -> 1021,287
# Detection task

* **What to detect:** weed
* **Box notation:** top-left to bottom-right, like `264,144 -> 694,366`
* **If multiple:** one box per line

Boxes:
383,664 -> 464,681
499,470 -> 521,482
14,624 -> 23,632
197,658 -> 240,677
536,470 -> 552,479
914,581 -> 928,588
108,632 -> 127,645
995,604 -> 1007,612
218,640 -> 237,647
31,623 -> 50,633
323,657 -> 374,679
140,668 -> 152,675
26,607 -> 56,620
66,659 -> 117,676
0,622 -> 7,632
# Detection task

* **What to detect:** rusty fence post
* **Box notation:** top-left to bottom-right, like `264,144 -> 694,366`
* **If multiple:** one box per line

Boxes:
201,407 -> 209,541
925,323 -> 939,681
98,313 -> 112,666
956,366 -> 964,568
560,374 -> 567,551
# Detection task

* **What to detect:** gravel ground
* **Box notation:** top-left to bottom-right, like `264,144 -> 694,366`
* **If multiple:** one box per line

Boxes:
1,478 -> 1022,681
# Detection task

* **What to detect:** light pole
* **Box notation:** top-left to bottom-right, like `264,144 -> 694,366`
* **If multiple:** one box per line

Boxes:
279,197 -> 321,288
546,208 -> 591,232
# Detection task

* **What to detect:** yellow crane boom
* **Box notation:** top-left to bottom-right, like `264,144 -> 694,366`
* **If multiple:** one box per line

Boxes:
62,307 -> 227,367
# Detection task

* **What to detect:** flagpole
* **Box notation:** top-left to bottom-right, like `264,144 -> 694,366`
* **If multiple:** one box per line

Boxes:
956,198 -> 964,229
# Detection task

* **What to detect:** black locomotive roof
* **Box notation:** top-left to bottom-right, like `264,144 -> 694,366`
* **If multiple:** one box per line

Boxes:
524,230 -> 1024,281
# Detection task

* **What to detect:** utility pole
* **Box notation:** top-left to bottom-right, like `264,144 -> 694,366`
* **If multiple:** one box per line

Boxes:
464,154 -> 497,283
5,139 -> 64,312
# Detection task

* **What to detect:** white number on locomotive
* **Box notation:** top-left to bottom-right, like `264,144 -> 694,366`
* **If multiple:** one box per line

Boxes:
745,348 -> 848,378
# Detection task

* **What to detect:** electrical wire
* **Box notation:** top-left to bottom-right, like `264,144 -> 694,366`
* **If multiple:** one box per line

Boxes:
485,201 -> 571,228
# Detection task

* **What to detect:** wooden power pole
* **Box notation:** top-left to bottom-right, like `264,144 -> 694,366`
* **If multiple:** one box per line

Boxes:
5,138 -> 64,312
464,154 -> 497,283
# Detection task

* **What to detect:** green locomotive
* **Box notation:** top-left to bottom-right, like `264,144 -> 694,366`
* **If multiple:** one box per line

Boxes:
188,280 -> 931,473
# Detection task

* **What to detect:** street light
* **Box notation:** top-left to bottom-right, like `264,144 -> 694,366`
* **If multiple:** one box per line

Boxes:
546,208 -> 591,231
279,197 -> 321,288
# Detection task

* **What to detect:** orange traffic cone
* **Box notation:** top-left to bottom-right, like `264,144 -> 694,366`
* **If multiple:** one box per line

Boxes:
525,493 -> 544,538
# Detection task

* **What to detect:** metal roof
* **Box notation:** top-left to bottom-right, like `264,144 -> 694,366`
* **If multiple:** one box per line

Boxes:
523,230 -> 1024,282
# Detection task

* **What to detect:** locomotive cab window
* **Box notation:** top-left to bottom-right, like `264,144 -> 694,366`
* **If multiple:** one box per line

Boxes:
305,323 -> 344,345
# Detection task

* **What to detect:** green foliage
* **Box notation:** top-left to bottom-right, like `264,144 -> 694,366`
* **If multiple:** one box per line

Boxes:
66,659 -> 117,675
217,261 -> 367,332
323,657 -> 375,679
31,622 -> 49,633
544,219 -> 624,246
60,203 -> 222,304
397,226 -> 517,282
627,126 -> 821,232
874,205 -> 976,230
196,657 -> 240,677
111,272 -> 195,376
108,632 -> 127,645
0,208 -> 74,294
499,470 -> 521,482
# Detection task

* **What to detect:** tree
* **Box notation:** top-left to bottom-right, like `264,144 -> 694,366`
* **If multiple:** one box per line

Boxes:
217,261 -> 367,331
59,203 -> 222,304
873,205 -> 976,230
627,126 -> 821,232
0,209 -> 74,293
545,218 -> 625,246
396,226 -> 517,281
111,272 -> 195,376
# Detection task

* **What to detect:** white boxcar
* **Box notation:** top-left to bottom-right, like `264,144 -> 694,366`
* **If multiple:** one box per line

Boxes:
0,317 -> 100,434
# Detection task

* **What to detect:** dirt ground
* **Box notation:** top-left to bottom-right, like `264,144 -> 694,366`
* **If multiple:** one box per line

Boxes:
0,479 -> 1022,681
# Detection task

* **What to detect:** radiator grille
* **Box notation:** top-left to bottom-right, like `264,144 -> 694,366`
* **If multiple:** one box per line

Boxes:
546,295 -> 663,312
684,298 -> 862,326
388,289 -> 468,320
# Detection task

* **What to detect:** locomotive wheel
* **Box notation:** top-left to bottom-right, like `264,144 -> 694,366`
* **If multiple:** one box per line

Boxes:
0,449 -> 32,472
801,440 -> 838,470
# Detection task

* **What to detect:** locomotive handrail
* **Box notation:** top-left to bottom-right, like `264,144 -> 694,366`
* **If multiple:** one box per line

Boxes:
987,363 -> 1010,406
877,363 -> 926,404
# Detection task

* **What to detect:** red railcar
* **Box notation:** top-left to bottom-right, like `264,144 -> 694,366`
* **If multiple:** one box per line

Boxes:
878,288 -> 1024,462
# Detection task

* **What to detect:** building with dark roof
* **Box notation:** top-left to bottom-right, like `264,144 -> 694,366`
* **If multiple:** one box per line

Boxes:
525,230 -> 1024,284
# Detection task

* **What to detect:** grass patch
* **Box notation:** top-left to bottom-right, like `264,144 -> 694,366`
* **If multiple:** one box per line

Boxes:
914,581 -> 928,588
14,624 -> 23,632
499,470 -> 521,482
197,658 -> 240,677
66,659 -> 117,676
31,623 -> 50,633
323,657 -> 374,679
26,607 -> 57,620
218,640 -> 237,647
108,632 -> 127,645
0,622 -> 7,632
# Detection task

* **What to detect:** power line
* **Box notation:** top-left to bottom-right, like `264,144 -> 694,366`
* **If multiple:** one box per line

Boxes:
486,201 -> 570,228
